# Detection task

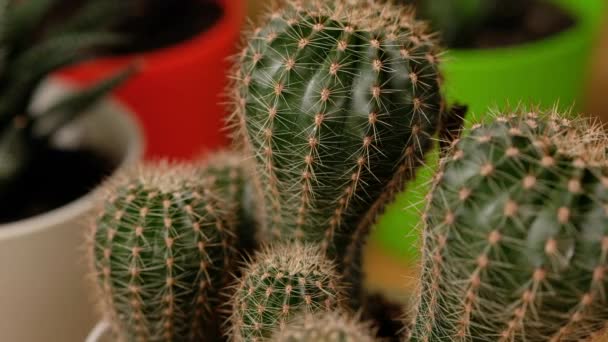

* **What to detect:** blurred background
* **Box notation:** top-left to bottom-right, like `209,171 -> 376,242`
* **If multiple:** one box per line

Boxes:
0,0 -> 606,340
247,0 -> 608,300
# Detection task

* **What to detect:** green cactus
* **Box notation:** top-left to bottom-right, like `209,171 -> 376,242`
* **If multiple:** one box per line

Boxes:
271,311 -> 377,342
228,243 -> 345,341
410,109 -> 608,341
89,161 -> 238,341
0,0 -> 134,198
199,151 -> 259,255
230,0 -> 445,301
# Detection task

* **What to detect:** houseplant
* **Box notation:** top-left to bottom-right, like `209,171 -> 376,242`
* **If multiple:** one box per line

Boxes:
372,0 -> 607,264
58,0 -> 246,160
0,0 -> 142,340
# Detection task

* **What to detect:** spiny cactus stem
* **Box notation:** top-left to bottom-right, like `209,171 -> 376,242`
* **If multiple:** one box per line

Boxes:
341,143 -> 426,279
548,247 -> 608,341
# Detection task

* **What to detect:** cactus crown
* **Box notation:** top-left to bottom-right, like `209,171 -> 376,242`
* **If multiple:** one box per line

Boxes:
410,109 -> 608,341
271,311 -> 377,342
228,243 -> 344,341
90,161 -> 238,341
0,0 -> 133,195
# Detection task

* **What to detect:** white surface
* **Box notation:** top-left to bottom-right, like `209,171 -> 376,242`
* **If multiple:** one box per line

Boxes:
0,78 -> 143,342
85,321 -> 111,342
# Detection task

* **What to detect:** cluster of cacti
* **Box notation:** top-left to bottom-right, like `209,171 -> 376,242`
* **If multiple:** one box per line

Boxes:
0,0 -> 135,197
409,109 -> 608,341
230,0 -> 445,306
271,311 -> 376,342
228,243 -> 344,341
86,1 -> 608,342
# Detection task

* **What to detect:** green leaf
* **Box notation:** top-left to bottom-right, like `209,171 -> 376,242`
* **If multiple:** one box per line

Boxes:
0,31 -> 123,124
33,64 -> 137,141
3,0 -> 57,55
50,0 -> 132,35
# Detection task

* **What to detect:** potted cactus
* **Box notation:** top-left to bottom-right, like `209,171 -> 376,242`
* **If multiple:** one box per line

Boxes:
58,0 -> 246,160
373,0 -> 607,266
0,1 -> 142,341
83,1 -> 608,341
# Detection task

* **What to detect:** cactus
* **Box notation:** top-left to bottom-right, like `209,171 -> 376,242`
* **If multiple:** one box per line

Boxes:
410,109 -> 608,341
271,311 -> 377,342
199,151 -> 259,255
89,161 -> 238,341
228,243 -> 345,341
229,0 -> 445,301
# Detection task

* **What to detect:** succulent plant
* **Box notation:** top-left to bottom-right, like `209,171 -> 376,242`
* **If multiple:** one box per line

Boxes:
228,243 -> 345,341
89,161 -> 239,341
199,151 -> 259,255
410,109 -> 608,341
0,0 -> 134,197
230,0 -> 445,303
271,311 -> 377,342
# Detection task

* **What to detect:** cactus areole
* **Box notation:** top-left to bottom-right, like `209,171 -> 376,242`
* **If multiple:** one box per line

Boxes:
231,0 -> 444,291
411,110 -> 608,341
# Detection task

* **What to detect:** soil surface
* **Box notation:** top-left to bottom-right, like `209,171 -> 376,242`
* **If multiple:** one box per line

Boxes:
462,0 -> 576,49
45,0 -> 223,54
0,148 -> 115,224
113,0 -> 223,53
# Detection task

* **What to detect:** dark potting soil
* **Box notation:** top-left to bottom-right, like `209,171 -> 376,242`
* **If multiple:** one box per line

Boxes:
44,0 -> 223,54
0,148 -> 115,224
111,0 -> 224,54
458,0 -> 576,49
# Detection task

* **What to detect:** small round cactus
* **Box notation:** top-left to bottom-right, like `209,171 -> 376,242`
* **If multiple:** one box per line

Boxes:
271,311 -> 377,342
89,162 -> 238,341
410,109 -> 608,341
230,0 -> 445,306
228,243 -> 345,341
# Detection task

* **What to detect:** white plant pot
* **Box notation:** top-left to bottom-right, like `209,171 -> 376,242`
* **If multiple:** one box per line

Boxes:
0,78 -> 143,342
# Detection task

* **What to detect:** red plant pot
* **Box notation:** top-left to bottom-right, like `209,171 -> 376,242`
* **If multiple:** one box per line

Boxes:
57,0 -> 246,160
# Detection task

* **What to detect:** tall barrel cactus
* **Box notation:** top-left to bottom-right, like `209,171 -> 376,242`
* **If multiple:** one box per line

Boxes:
271,311 -> 377,342
228,243 -> 344,341
410,109 -> 608,341
230,0 -> 445,295
89,162 -> 238,341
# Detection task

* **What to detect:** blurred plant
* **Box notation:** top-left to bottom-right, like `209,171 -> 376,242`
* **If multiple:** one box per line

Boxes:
0,0 -> 134,199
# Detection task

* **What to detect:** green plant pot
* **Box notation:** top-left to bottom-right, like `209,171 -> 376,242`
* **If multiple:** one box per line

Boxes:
370,0 -> 606,263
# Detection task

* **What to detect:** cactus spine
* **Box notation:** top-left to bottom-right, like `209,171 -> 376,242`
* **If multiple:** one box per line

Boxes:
410,109 -> 608,341
228,243 -> 344,341
230,0 -> 444,302
89,162 -> 238,341
271,311 -> 377,342
199,151 -> 259,255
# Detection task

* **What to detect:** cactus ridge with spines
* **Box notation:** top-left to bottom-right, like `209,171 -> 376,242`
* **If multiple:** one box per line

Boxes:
271,311 -> 377,342
228,243 -> 345,341
199,151 -> 259,255
410,109 -> 608,342
89,161 -> 238,341
229,0 -> 445,301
